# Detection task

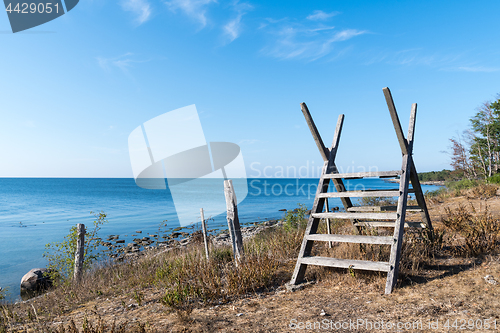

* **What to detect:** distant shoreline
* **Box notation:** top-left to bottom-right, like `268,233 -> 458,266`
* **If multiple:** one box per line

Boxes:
385,179 -> 445,186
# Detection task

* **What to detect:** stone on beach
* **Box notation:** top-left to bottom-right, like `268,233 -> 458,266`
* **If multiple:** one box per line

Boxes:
20,268 -> 53,294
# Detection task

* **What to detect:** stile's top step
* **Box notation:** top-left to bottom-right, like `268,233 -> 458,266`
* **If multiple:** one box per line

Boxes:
322,170 -> 402,179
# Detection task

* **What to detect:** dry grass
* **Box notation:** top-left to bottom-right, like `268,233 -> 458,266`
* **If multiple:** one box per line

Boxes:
2,184 -> 500,332
441,202 -> 500,257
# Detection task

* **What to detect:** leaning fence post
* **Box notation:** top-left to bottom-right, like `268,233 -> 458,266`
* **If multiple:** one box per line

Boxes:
73,223 -> 86,281
224,180 -> 244,262
200,208 -> 210,260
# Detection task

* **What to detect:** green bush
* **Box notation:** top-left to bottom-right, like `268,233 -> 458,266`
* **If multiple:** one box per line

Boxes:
43,211 -> 108,283
283,204 -> 308,230
445,179 -> 483,191
487,173 -> 500,184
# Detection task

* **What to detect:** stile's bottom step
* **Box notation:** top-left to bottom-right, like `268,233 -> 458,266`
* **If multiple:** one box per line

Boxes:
300,256 -> 391,272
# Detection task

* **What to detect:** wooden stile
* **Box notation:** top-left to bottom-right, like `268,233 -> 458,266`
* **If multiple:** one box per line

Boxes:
290,87 -> 433,294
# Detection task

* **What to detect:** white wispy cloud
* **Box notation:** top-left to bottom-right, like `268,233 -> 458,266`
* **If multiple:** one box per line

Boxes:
96,53 -> 149,74
222,1 -> 253,43
362,48 -> 466,69
306,10 -> 339,21
457,66 -> 500,73
223,16 -> 242,42
165,0 -> 217,28
262,20 -> 367,61
121,0 -> 152,25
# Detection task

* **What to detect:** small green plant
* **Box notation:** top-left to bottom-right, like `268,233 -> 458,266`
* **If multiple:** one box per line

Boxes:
210,247 -> 233,263
43,211 -> 109,283
133,291 -> 143,306
283,204 -> 308,230
0,287 -> 7,301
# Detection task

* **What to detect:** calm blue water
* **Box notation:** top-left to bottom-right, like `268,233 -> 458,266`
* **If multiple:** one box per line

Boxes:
0,178 -> 441,301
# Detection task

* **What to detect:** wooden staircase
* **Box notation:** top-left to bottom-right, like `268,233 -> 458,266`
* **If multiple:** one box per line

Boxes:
289,87 -> 433,294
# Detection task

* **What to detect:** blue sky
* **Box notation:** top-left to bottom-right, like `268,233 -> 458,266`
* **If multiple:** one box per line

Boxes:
1,0 -> 499,178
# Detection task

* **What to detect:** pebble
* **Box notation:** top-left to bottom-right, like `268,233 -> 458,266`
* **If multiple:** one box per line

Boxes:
484,275 -> 498,285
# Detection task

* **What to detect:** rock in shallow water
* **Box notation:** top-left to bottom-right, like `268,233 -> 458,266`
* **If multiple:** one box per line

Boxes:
20,268 -> 55,299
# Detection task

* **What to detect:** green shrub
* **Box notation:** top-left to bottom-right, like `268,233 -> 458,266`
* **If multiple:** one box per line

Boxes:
487,173 -> 500,184
445,179 -> 483,191
43,211 -> 108,283
283,204 -> 308,230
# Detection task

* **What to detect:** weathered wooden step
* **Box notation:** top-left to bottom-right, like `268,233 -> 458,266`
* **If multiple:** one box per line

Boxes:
347,205 -> 423,212
306,233 -> 393,245
300,256 -> 391,272
322,170 -> 402,179
312,212 -> 397,220
319,188 -> 415,198
353,221 -> 425,228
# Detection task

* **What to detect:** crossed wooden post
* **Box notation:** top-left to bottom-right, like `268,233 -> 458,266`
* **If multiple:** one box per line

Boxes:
290,87 -> 433,294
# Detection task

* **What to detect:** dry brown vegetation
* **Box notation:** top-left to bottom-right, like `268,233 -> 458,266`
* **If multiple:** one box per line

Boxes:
2,184 -> 500,332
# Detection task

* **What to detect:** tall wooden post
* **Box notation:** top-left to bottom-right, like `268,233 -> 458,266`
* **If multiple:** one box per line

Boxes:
200,208 -> 210,260
73,223 -> 86,281
224,180 -> 244,262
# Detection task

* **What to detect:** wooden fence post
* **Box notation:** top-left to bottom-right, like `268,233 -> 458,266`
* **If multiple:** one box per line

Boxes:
200,208 -> 209,260
73,223 -> 85,281
224,180 -> 244,262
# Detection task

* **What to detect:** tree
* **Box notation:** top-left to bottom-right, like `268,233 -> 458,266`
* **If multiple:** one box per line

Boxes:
449,132 -> 476,179
451,96 -> 500,179
43,211 -> 108,283
469,101 -> 500,178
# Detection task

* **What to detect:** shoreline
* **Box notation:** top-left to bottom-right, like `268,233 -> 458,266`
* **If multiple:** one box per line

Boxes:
384,179 -> 445,186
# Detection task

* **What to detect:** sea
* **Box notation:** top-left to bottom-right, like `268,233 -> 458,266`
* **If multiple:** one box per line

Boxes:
0,178 -> 442,301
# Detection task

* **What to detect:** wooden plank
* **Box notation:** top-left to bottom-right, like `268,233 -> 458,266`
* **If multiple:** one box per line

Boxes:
347,205 -> 423,212
409,162 -> 433,230
307,233 -> 393,245
383,87 -> 408,155
312,212 -> 397,220
328,114 -> 344,167
354,221 -> 425,228
319,190 -> 401,198
300,256 -> 391,272
224,180 -> 244,262
325,199 -> 332,248
385,102 -> 416,295
323,170 -> 402,179
300,102 -> 329,161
